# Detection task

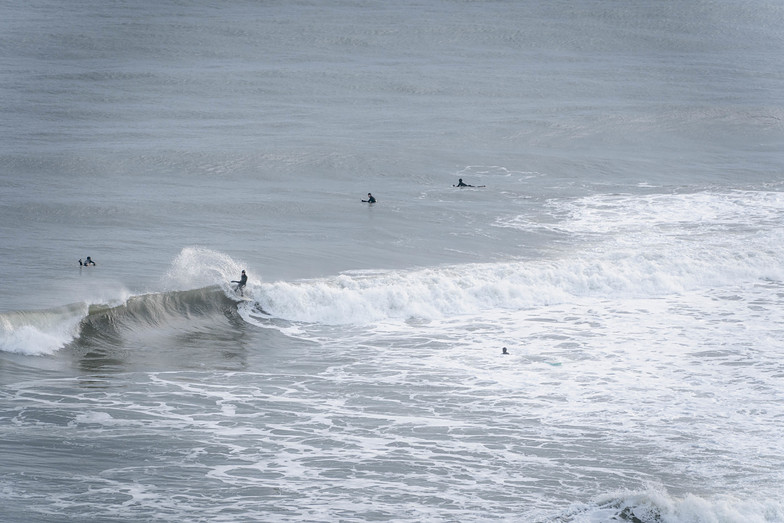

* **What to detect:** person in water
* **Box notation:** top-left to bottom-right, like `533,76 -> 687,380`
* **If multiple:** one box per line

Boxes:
502,347 -> 509,355
362,193 -> 376,203
455,178 -> 484,188
232,270 -> 248,296
79,256 -> 96,266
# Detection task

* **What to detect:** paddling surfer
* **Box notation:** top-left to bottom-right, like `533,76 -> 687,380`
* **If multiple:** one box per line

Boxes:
362,193 -> 376,203
454,178 -> 484,188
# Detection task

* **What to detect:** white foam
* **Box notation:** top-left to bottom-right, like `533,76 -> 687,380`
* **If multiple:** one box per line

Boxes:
556,190 -> 784,234
250,239 -> 778,326
0,303 -> 87,355
165,246 -> 242,287
225,190 -> 784,328
164,246 -> 261,299
499,190 -> 784,241
570,487 -> 784,523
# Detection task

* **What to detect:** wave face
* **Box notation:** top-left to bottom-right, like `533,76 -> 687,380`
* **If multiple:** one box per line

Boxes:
78,286 -> 241,344
0,287 -> 240,356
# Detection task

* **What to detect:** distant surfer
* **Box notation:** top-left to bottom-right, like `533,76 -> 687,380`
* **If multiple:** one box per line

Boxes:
79,256 -> 96,266
231,270 -> 247,296
454,178 -> 485,188
502,347 -> 509,355
362,192 -> 376,203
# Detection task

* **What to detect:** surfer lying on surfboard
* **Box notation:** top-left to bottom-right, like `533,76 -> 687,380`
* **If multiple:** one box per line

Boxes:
454,178 -> 485,188
231,270 -> 247,296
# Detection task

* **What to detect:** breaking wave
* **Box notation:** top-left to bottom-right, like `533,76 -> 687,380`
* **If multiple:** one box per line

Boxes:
555,486 -> 784,523
3,205 -> 782,357
0,287 -> 240,356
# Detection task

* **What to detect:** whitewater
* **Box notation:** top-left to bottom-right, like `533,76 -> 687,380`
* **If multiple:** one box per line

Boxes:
2,0 -> 784,521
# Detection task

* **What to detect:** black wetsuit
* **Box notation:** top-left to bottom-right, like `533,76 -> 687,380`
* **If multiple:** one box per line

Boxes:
233,273 -> 248,294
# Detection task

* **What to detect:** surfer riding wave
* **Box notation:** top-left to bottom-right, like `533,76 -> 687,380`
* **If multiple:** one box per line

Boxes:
232,270 -> 248,296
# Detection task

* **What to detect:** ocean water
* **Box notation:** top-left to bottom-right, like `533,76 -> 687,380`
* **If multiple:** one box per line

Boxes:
2,0 -> 784,521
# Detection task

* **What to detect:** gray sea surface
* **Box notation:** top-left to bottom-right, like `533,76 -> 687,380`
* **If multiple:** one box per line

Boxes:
2,1 -> 783,521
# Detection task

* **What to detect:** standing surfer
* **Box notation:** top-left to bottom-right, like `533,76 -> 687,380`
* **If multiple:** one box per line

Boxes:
232,270 -> 248,296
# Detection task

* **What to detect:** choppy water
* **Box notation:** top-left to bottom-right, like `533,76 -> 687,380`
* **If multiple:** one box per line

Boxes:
2,1 -> 784,521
